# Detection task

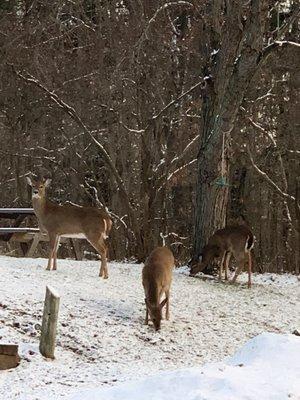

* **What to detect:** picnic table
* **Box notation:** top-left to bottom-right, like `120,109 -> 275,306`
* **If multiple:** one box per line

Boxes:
0,208 -> 35,219
0,208 -> 81,259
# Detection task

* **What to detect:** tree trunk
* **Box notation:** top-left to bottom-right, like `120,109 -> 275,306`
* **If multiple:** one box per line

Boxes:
193,1 -> 268,262
193,110 -> 230,258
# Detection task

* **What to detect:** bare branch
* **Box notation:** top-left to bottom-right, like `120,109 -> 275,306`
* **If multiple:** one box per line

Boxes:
154,134 -> 199,187
167,158 -> 197,182
135,1 -> 194,50
286,150 -> 300,157
10,66 -> 118,180
120,122 -> 145,134
152,81 -> 203,122
156,159 -> 197,194
10,65 -> 140,232
260,40 -> 300,64
247,117 -> 276,146
246,145 -> 295,202
0,149 -> 56,162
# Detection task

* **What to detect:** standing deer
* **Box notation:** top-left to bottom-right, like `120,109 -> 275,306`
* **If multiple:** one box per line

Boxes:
189,225 -> 254,288
142,247 -> 174,331
27,176 -> 112,279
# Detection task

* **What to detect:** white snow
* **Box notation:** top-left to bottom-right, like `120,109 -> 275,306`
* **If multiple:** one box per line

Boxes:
68,333 -> 300,400
0,255 -> 299,399
177,265 -> 300,286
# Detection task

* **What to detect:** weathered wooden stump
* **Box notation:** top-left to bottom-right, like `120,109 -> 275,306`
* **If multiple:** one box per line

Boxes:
0,344 -> 20,370
39,286 -> 60,359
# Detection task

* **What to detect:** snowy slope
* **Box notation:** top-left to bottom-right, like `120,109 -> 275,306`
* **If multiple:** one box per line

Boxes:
68,333 -> 300,400
0,255 -> 299,399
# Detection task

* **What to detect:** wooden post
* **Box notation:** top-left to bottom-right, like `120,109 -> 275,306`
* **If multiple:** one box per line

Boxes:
0,344 -> 20,370
39,286 -> 60,359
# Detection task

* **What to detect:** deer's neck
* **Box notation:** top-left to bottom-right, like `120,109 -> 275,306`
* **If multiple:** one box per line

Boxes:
147,280 -> 160,306
32,195 -> 48,224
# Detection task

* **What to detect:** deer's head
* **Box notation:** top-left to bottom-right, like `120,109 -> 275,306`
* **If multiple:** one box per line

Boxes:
145,298 -> 167,331
26,176 -> 51,199
189,244 -> 220,276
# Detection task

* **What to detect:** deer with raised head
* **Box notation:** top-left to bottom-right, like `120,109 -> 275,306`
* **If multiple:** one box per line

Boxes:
142,247 -> 174,331
189,225 -> 254,288
27,176 -> 112,278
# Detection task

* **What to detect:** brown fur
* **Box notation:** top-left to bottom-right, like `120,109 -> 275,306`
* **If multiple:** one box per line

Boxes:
142,247 -> 174,330
190,225 -> 254,288
27,176 -> 112,278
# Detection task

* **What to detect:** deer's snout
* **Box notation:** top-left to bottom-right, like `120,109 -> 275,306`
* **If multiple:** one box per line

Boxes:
154,324 -> 161,331
189,264 -> 198,276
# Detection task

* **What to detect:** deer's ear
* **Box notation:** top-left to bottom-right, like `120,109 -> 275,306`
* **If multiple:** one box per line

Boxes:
26,176 -> 32,186
45,178 -> 52,187
160,298 -> 168,309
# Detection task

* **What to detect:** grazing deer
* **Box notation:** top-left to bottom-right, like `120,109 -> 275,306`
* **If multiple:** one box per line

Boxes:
189,225 -> 254,288
27,176 -> 112,278
142,247 -> 174,331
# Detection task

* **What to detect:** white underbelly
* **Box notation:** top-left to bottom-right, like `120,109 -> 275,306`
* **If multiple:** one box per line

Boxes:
61,233 -> 86,239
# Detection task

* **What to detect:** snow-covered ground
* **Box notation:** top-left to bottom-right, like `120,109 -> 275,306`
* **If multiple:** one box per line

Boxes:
0,255 -> 299,399
68,333 -> 300,400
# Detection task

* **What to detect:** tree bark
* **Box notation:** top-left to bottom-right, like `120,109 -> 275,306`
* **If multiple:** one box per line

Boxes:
193,1 -> 268,260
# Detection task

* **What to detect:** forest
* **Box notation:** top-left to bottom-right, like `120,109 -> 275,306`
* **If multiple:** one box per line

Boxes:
0,0 -> 299,273
0,2 -> 300,400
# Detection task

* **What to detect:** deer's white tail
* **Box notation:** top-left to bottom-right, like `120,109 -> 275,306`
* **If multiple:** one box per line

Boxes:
102,219 -> 108,239
245,235 -> 254,252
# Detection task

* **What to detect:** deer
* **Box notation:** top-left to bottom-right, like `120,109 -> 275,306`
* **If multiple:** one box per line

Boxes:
189,225 -> 254,288
26,176 -> 112,279
142,247 -> 175,331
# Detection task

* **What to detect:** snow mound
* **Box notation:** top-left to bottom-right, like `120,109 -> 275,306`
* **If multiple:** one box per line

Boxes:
228,331 -> 299,367
68,333 -> 300,400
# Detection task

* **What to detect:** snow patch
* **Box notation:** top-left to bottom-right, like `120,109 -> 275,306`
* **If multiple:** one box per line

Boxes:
0,255 -> 298,399
177,264 -> 299,287
68,333 -> 300,400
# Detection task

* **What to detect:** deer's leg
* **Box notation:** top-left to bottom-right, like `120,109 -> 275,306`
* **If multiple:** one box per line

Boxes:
230,256 -> 245,284
224,252 -> 231,281
165,290 -> 170,320
52,236 -> 60,271
47,235 -> 57,271
145,303 -> 149,325
219,252 -> 226,281
247,252 -> 252,288
98,240 -> 108,279
87,237 -> 108,279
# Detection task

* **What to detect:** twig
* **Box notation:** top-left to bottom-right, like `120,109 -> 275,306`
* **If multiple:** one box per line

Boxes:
9,64 -> 139,232
246,145 -> 295,202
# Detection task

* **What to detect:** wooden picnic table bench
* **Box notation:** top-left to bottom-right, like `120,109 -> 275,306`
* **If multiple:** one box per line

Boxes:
0,208 -> 82,259
0,208 -> 35,218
